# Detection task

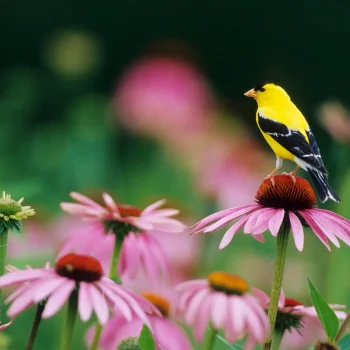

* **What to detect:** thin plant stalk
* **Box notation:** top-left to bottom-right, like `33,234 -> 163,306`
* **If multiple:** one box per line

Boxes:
263,221 -> 290,350
60,291 -> 78,350
204,327 -> 217,350
0,228 -> 8,322
26,302 -> 45,350
90,237 -> 121,350
335,312 -> 350,343
271,331 -> 284,350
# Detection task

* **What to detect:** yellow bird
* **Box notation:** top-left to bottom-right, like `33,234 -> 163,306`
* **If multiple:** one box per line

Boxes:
244,82 -> 340,203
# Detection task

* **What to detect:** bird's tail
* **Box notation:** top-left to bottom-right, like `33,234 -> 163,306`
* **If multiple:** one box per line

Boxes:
308,168 -> 340,203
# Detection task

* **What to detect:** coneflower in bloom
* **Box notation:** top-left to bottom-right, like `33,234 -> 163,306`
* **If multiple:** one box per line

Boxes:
0,253 -> 150,325
252,288 -> 347,349
175,271 -> 269,349
87,292 -> 192,350
191,175 -> 350,251
60,192 -> 187,281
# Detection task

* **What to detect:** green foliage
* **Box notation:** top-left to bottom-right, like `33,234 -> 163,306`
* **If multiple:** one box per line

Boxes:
138,325 -> 155,350
308,279 -> 339,341
338,334 -> 350,350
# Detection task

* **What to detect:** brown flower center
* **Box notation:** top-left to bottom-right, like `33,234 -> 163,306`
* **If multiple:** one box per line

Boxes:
142,292 -> 170,317
255,174 -> 317,210
284,298 -> 303,307
315,341 -> 340,350
55,253 -> 103,282
208,271 -> 248,295
117,205 -> 141,218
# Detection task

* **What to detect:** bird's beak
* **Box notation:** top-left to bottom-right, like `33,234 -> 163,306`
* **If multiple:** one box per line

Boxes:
244,88 -> 257,98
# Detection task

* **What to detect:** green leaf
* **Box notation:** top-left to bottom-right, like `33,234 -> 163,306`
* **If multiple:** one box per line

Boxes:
138,325 -> 155,350
216,334 -> 244,349
307,278 -> 339,341
338,334 -> 350,350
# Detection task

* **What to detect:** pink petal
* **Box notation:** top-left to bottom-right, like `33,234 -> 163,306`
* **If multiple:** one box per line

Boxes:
298,211 -> 331,250
60,203 -> 91,216
177,285 -> 207,312
191,205 -> 260,233
176,280 -> 207,293
89,284 -> 109,325
268,209 -> 285,237
0,322 -> 11,332
32,277 -> 67,303
70,192 -> 103,208
204,206 -> 260,233
0,269 -> 50,287
7,284 -> 38,317
251,288 -> 270,308
144,209 -> 180,218
192,296 -> 212,342
42,280 -> 76,318
142,199 -> 166,214
219,217 -> 250,249
186,288 -> 209,325
211,293 -> 227,329
244,208 -> 274,234
229,297 -> 244,338
242,299 -> 265,341
78,282 -> 93,322
244,294 -> 269,335
279,289 -> 285,307
289,212 -> 304,251
252,233 -> 266,242
102,193 -> 119,213
96,282 -> 132,321
118,233 -> 140,278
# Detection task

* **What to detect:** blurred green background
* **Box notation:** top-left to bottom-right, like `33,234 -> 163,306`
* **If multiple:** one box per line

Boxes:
1,0 -> 349,349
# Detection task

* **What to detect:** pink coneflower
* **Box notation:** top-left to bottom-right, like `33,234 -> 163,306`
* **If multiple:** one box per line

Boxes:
87,292 -> 192,350
191,175 -> 350,251
0,253 -> 149,325
115,57 -> 213,140
252,288 -> 347,349
61,192 -> 186,234
176,272 -> 269,349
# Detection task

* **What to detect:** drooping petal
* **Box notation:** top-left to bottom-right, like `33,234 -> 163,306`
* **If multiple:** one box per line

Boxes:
268,209 -> 285,237
78,282 -> 93,322
251,288 -> 270,307
229,296 -> 245,339
279,289 -> 285,307
42,280 -> 76,318
244,208 -> 275,234
192,296 -> 212,342
89,284 -> 109,325
204,206 -> 260,233
0,269 -> 50,287
289,212 -> 304,251
298,211 -> 331,250
185,288 -> 209,325
219,216 -> 250,249
211,292 -> 227,329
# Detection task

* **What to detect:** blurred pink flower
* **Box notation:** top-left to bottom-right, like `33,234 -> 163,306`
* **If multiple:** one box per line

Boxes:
175,272 -> 269,349
115,57 -> 213,140
318,101 -> 350,143
87,276 -> 192,349
61,192 -> 186,233
0,253 -> 150,325
191,175 -> 350,251
252,288 -> 347,350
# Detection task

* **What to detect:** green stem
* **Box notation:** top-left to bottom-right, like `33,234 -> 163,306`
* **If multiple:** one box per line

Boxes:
109,236 -> 121,281
90,237 -> 121,350
26,302 -> 45,350
89,323 -> 102,350
263,221 -> 290,350
204,327 -> 217,350
0,228 -> 8,322
335,312 -> 350,343
271,331 -> 284,350
60,290 -> 78,350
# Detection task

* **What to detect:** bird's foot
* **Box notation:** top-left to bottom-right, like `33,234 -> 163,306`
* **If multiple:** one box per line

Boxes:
264,174 -> 276,186
282,172 -> 297,184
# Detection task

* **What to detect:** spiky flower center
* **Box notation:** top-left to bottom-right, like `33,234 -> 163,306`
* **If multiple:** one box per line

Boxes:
118,338 -> 140,350
55,253 -> 103,282
117,205 -> 142,218
255,175 -> 317,210
315,341 -> 340,350
0,199 -> 22,216
104,204 -> 142,238
208,271 -> 248,295
275,297 -> 304,333
142,292 -> 170,317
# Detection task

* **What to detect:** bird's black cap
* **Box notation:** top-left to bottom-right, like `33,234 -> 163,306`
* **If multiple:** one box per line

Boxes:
254,82 -> 267,92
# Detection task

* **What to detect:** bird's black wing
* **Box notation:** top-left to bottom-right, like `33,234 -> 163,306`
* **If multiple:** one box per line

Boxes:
306,129 -> 327,173
258,113 -> 327,173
